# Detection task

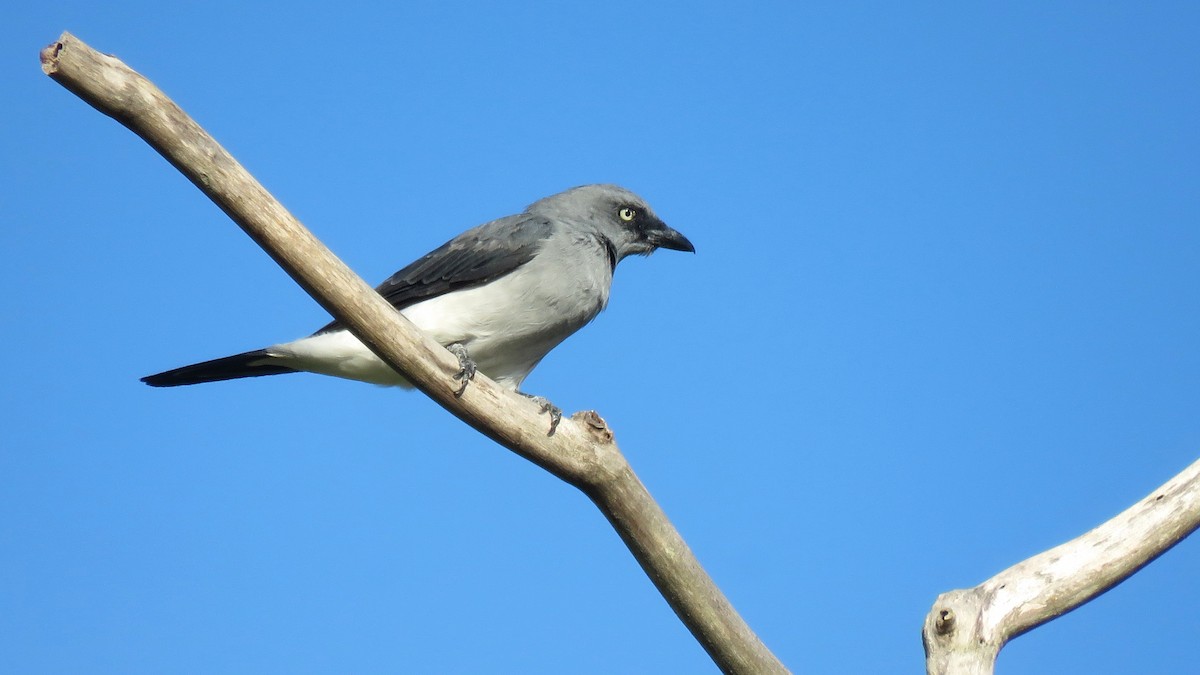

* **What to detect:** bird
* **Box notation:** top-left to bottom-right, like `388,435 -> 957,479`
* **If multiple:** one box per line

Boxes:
141,184 -> 695,412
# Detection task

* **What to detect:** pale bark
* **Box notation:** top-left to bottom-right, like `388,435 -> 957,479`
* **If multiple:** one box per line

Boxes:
41,32 -> 788,675
923,458 -> 1200,675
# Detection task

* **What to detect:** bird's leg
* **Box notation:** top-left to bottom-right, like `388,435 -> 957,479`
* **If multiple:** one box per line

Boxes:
521,393 -> 563,436
447,343 -> 476,397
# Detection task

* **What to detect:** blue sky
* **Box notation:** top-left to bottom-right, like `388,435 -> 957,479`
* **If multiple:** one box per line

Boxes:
4,2 -> 1198,673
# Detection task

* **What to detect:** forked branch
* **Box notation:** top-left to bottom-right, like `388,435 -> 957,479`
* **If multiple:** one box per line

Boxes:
923,458 -> 1200,675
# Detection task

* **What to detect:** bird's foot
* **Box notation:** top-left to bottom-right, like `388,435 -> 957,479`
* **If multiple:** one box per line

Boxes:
448,343 -> 476,397
522,394 -> 562,436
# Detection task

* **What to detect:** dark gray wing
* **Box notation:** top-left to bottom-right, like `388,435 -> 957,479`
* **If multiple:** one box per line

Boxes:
315,213 -> 553,334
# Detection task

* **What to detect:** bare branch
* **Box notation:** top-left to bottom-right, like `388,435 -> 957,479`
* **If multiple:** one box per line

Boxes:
41,33 -> 787,674
923,458 -> 1200,675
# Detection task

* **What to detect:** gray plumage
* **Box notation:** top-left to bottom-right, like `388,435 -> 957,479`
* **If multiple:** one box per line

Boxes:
142,184 -> 694,391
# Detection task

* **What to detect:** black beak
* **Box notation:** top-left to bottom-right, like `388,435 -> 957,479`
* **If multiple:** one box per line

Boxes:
647,221 -> 696,253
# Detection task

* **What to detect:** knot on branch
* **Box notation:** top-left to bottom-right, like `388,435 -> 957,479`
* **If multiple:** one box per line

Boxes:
934,608 -> 956,635
40,40 -> 66,72
576,410 -> 614,444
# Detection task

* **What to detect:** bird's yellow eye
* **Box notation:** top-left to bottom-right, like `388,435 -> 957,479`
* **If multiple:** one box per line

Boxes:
619,207 -> 637,222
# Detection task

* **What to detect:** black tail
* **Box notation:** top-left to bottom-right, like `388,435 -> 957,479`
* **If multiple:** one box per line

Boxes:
141,349 -> 298,387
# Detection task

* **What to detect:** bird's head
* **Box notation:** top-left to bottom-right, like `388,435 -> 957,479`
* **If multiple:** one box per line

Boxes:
528,184 -> 694,262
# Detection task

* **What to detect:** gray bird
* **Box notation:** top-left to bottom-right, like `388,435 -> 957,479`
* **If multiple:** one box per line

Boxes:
142,184 -> 694,407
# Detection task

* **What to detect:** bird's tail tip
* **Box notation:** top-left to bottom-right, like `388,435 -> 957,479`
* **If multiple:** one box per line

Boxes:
141,349 -> 297,387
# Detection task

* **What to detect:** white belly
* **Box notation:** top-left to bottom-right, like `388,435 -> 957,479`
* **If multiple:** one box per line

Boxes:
269,243 -> 613,391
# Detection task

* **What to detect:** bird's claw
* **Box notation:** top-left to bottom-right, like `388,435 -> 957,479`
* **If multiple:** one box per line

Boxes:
448,343 -> 476,397
522,394 -> 562,436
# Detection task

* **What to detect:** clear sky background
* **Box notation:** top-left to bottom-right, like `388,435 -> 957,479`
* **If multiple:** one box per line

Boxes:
3,3 -> 1198,673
